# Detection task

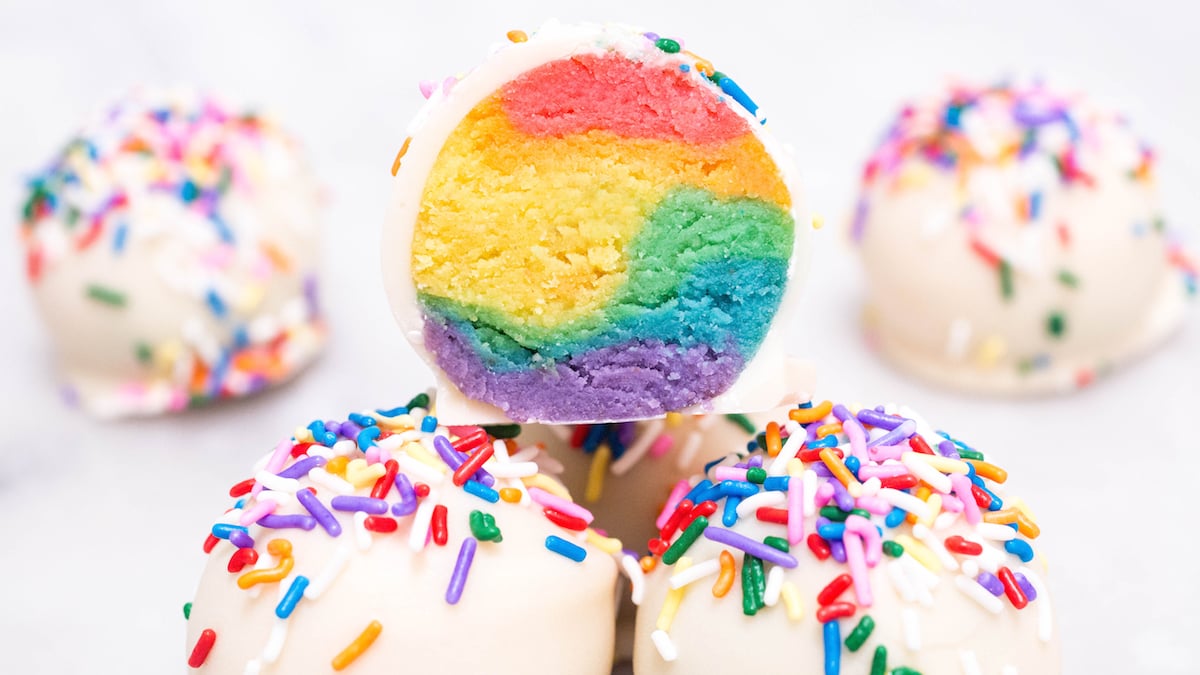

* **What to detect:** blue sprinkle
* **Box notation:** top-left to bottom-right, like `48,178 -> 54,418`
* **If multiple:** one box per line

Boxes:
884,507 -> 907,529
1029,191 -> 1043,220
704,456 -> 728,475
797,401 -> 813,409
112,223 -> 128,253
844,455 -> 861,478
275,576 -> 310,619
723,496 -> 741,527
210,213 -> 235,243
763,476 -> 789,492
1005,538 -> 1035,562
205,289 -> 227,318
808,435 -> 839,449
348,412 -> 377,427
356,425 -> 381,450
683,479 -> 714,505
716,75 -> 759,117
605,425 -> 626,459
420,415 -> 438,433
231,326 -> 249,349
817,522 -> 846,541
180,180 -> 199,203
307,420 -> 336,446
211,523 -> 248,540
463,480 -> 499,503
545,535 -> 587,562
679,63 -> 691,72
233,498 -> 246,510
376,405 -> 408,417
823,618 -> 841,675
583,424 -> 607,452
718,480 -> 759,498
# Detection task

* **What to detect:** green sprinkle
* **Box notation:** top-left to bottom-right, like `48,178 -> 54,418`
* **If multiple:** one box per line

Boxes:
86,284 -> 126,308
820,505 -> 850,522
882,540 -> 904,558
406,392 -> 430,410
870,645 -> 888,675
1016,357 -> 1035,374
482,424 -> 522,439
725,413 -> 757,434
1153,215 -> 1166,233
998,260 -> 1014,300
763,535 -> 789,553
183,602 -> 192,620
1046,311 -> 1067,338
1057,269 -> 1079,288
844,614 -> 875,652
746,467 -> 767,484
468,510 -> 502,542
655,37 -> 681,53
708,70 -> 726,84
741,554 -> 765,615
850,508 -> 872,520
135,342 -> 153,364
892,668 -> 923,675
958,448 -> 985,461
662,516 -> 707,565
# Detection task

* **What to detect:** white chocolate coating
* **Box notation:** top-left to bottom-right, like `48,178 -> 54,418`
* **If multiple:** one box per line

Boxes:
381,21 -> 812,424
854,83 -> 1192,394
21,88 -> 325,417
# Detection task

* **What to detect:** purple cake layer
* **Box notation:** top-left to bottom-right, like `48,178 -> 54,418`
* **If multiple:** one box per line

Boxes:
424,317 -> 744,423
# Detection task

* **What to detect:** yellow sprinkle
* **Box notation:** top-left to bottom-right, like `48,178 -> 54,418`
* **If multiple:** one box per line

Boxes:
375,413 -> 416,432
505,29 -> 528,43
331,620 -> 382,671
522,473 -> 572,501
234,284 -> 266,314
780,581 -> 804,622
154,340 -> 182,373
293,426 -> 314,444
499,487 -> 522,503
920,493 -> 942,527
894,534 -> 941,573
325,456 -> 350,478
585,443 -> 611,503
585,529 -> 622,554
656,557 -> 692,631
909,453 -> 970,475
975,335 -> 1007,368
665,412 -> 684,428
346,458 -> 386,489
787,459 -> 804,477
1011,497 -> 1037,521
403,442 -> 448,473
812,214 -> 825,230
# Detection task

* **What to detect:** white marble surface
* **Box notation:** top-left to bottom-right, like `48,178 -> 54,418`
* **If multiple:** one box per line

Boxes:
0,1 -> 1196,673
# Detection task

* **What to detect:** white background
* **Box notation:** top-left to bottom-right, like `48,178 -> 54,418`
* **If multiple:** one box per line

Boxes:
0,1 -> 1197,672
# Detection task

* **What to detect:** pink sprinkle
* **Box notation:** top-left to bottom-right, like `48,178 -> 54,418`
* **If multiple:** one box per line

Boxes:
786,472 -> 804,546
253,439 -> 293,498
843,417 -> 868,461
418,80 -> 436,99
867,443 -> 907,462
238,498 -> 277,526
364,446 -> 382,464
656,480 -> 690,529
527,487 -> 594,524
857,463 -> 909,479
441,76 -> 458,95
814,481 -> 835,509
649,434 -> 674,459
855,495 -> 892,516
846,514 -> 882,567
843,530 -> 873,606
941,494 -> 965,513
713,466 -> 748,482
951,474 -> 982,525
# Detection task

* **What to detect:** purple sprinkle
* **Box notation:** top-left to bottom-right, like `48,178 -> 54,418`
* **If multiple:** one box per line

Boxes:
277,455 -> 327,479
446,537 -> 478,605
856,408 -> 903,430
472,466 -> 496,488
392,473 -> 417,516
977,571 -> 1005,596
258,514 -> 317,530
338,421 -> 363,440
296,488 -> 342,537
330,496 -> 389,515
1015,573 -> 1037,601
229,529 -> 255,549
866,419 -> 917,449
850,198 -> 869,242
829,479 -> 856,512
829,539 -> 847,563
831,404 -> 854,423
433,435 -> 466,470
746,455 -> 764,469
937,440 -> 961,459
303,274 -> 321,318
323,420 -> 341,434
806,422 -> 821,442
702,526 -> 798,568
617,422 -> 637,446
643,31 -> 660,41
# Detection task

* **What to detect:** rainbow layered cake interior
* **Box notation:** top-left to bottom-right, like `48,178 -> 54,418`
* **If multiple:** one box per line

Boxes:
383,22 -> 811,424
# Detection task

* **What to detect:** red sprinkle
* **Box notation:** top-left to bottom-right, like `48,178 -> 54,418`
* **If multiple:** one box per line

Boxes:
452,443 -> 495,487
371,460 -> 399,500
660,499 -> 694,540
970,484 -> 993,508
228,478 -> 255,498
908,435 -> 935,455
290,442 -> 314,458
998,566 -> 1029,609
569,425 -> 591,448
756,507 -> 789,525
879,474 -> 919,491
799,447 -> 842,463
682,500 -> 718,529
970,238 -> 1002,268
807,533 -> 832,560
451,427 -> 489,454
364,516 -> 398,533
202,534 -> 220,554
944,535 -> 983,556
816,601 -> 857,623
544,508 -> 588,531
187,629 -> 217,668
431,505 -> 449,545
648,538 -> 669,555
227,547 -> 259,573
817,573 -> 854,606
414,483 -> 431,499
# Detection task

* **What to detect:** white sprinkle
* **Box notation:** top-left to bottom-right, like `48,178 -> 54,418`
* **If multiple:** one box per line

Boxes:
802,469 -> 818,516
305,445 -> 334,460
887,559 -> 918,603
305,544 -> 351,601
767,421 -> 805,476
620,554 -> 645,606
912,523 -> 958,572
933,511 -> 960,531
946,318 -> 972,360
306,467 -> 354,495
1018,566 -> 1054,643
975,523 -> 1018,541
260,618 -> 288,664
736,490 -> 786,517
254,470 -> 300,494
353,511 -> 371,551
901,608 -> 921,650
676,431 -> 703,471
376,434 -> 405,452
408,490 -> 438,551
331,439 -> 358,457
395,454 -> 446,486
961,559 -> 980,579
878,487 -> 934,522
959,649 -> 983,675
860,476 -> 882,497
258,490 -> 295,508
763,566 -> 784,607
954,574 -> 1004,614
962,534 -> 1006,573
1001,667 -> 1019,675
611,419 -> 665,476
651,630 -> 678,662
243,659 -> 262,675
669,557 -> 722,590
508,446 -> 542,463
485,461 -> 539,478
902,452 -> 953,493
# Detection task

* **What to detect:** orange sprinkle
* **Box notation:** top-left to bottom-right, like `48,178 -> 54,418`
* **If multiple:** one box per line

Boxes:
331,620 -> 383,671
237,539 -> 293,589
390,137 -> 412,176
260,241 -> 293,272
790,401 -> 833,424
326,456 -> 350,478
640,555 -> 658,574
684,51 -> 714,77
1016,512 -> 1041,539
499,487 -> 522,503
506,29 -> 528,43
815,422 -> 843,439
819,448 -> 861,492
987,508 -> 1041,538
965,459 -> 1008,484
712,550 -> 735,598
765,422 -> 782,457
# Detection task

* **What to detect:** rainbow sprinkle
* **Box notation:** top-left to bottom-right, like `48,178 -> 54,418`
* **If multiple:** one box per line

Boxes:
18,88 -> 325,417
644,400 -> 1054,673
